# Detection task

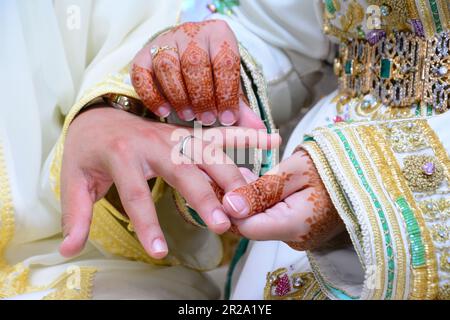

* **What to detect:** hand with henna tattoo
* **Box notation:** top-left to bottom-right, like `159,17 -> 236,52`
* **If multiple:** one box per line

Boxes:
131,20 -> 263,128
222,147 -> 346,251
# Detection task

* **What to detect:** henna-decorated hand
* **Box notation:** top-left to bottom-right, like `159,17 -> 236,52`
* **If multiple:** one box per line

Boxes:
222,148 -> 345,251
59,107 -> 280,259
131,20 -> 260,127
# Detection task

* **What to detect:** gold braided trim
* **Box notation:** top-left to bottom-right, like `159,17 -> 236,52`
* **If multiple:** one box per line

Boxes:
0,139 -> 15,269
361,124 -> 438,299
89,199 -> 176,266
416,0 -> 436,37
302,141 -> 365,265
313,128 -> 385,299
347,128 -> 408,300
42,267 -> 97,300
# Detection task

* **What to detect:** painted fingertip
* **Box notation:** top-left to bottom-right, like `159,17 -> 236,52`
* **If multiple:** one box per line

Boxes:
224,193 -> 249,217
158,106 -> 171,118
181,108 -> 195,121
219,110 -> 236,126
151,238 -> 168,255
200,112 -> 216,126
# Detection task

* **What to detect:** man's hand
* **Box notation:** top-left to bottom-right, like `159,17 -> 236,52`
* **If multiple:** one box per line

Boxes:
223,148 -> 345,251
131,20 -> 258,127
59,107 -> 280,259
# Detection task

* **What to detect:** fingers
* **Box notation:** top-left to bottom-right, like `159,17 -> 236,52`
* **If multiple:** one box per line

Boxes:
180,39 -> 217,125
223,148 -> 313,218
59,168 -> 94,258
152,35 -> 194,121
234,187 -> 344,249
202,126 -> 281,150
161,163 -> 231,234
131,48 -> 171,118
109,158 -> 168,259
236,98 -> 266,129
209,23 -> 240,126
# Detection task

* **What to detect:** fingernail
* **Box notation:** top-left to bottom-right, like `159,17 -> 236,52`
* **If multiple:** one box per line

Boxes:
152,238 -> 168,254
200,112 -> 216,126
181,108 -> 195,121
219,110 -> 236,126
62,234 -> 70,244
212,209 -> 229,225
158,106 -> 171,118
225,193 -> 249,217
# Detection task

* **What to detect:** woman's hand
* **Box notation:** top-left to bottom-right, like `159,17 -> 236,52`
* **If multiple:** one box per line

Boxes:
131,20 -> 253,127
223,148 -> 345,251
59,107 -> 280,259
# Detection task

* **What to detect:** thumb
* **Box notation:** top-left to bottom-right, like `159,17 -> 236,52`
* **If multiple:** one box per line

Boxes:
223,148 -> 314,218
59,170 -> 94,258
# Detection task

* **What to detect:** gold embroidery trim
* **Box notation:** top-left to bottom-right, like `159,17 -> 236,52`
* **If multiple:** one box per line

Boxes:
348,128 -> 407,300
315,128 -> 385,299
361,124 -> 438,299
302,141 -> 365,265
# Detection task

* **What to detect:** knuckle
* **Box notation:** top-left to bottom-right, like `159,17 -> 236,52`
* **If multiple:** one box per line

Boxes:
110,137 -> 132,155
213,20 -> 231,33
122,187 -> 150,204
196,190 -> 218,207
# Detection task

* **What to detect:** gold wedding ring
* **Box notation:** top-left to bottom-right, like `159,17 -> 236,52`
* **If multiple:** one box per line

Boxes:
150,45 -> 178,59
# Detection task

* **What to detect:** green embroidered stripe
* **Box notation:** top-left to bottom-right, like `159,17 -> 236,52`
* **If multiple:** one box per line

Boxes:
187,207 -> 207,227
334,128 -> 395,299
426,104 -> 433,116
428,0 -> 443,33
414,103 -> 421,116
395,197 -> 426,267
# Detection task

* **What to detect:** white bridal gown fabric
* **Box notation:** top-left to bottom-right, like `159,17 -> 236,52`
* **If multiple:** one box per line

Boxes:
0,0 -> 223,300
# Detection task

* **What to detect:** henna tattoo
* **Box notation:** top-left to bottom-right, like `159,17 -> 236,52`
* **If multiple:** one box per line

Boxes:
131,64 -> 166,112
233,172 -> 292,216
173,20 -> 215,38
209,180 -> 225,202
286,149 -> 343,251
153,52 -> 190,113
212,41 -> 240,113
181,41 -> 216,114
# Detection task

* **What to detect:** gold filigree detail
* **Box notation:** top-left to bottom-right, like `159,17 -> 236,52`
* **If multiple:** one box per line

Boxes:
381,121 -> 428,153
430,224 -> 449,243
402,155 -> 445,192
419,198 -> 450,221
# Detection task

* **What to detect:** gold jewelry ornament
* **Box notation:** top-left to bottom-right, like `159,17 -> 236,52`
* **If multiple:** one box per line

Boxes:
150,45 -> 178,59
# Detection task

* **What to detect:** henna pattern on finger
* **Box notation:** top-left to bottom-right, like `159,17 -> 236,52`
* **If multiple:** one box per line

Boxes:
153,52 -> 190,113
209,180 -> 225,202
131,64 -> 166,112
213,42 -> 240,113
181,41 -> 216,114
233,173 -> 292,216
285,148 -> 343,251
209,180 -> 241,236
173,21 -> 215,38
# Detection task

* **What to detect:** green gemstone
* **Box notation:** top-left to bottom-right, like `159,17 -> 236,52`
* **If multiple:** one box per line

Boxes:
344,60 -> 353,75
325,0 -> 336,14
380,59 -> 392,79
